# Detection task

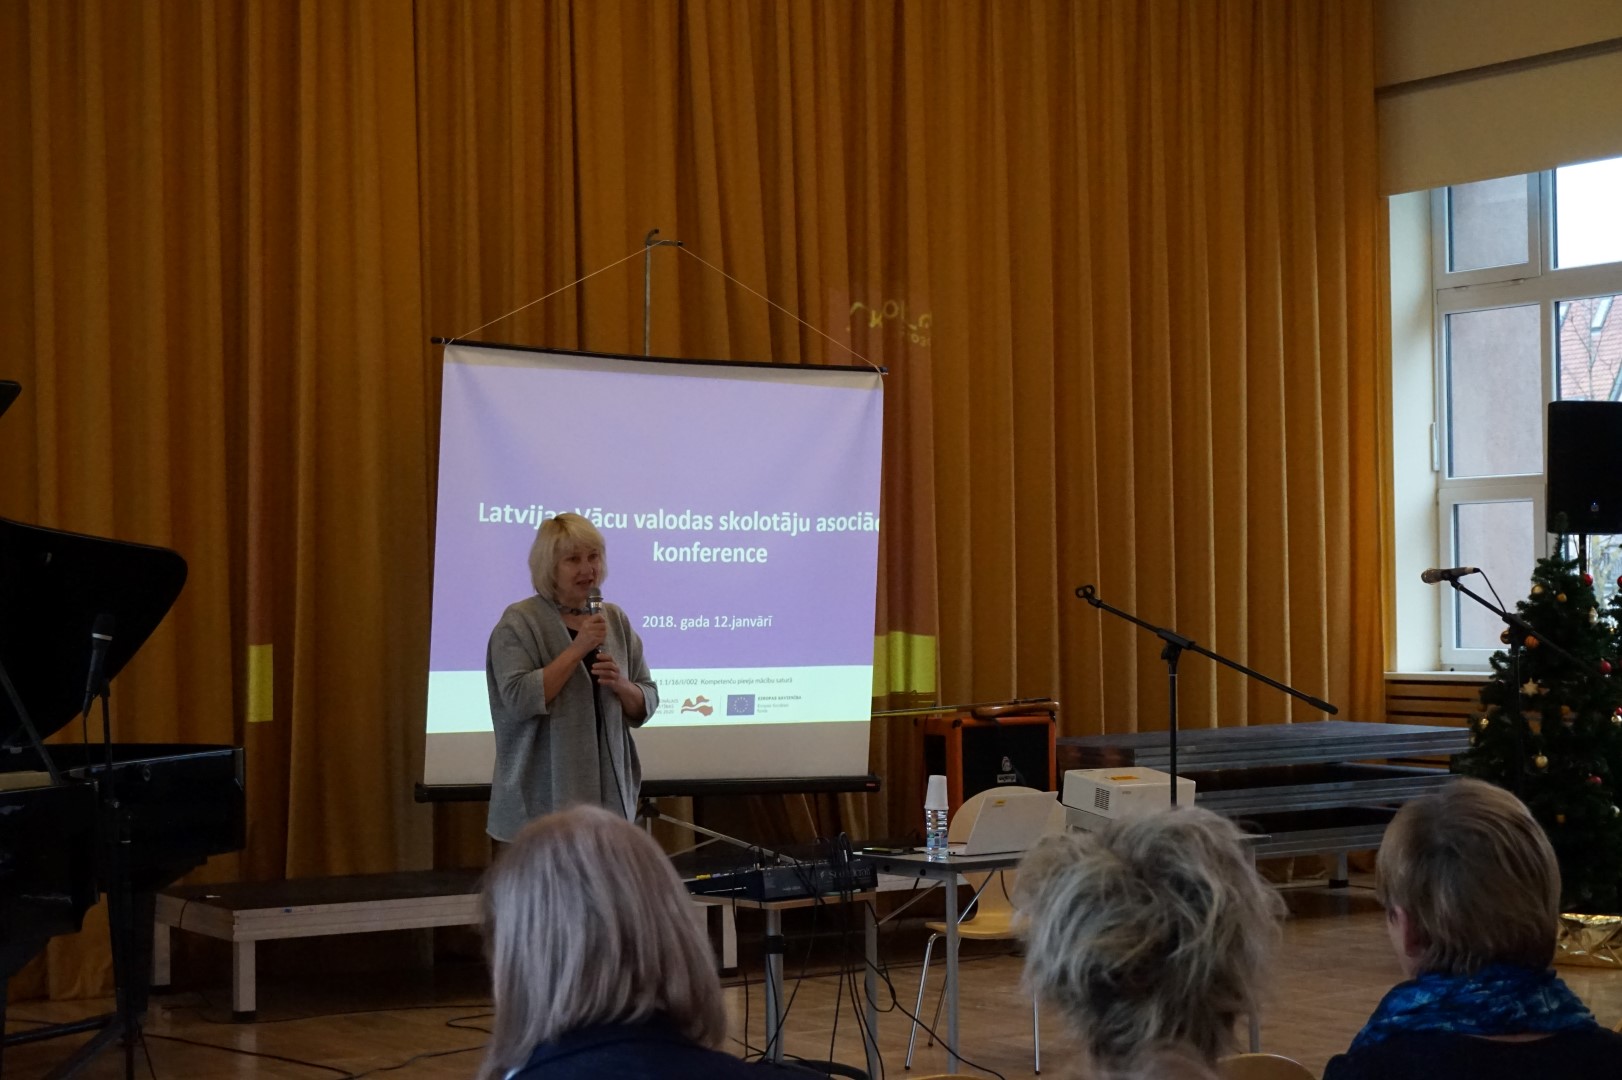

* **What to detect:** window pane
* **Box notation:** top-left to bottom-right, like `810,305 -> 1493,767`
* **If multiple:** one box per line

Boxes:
1554,157 -> 1622,270
1567,536 -> 1622,609
1446,305 -> 1542,477
1557,295 -> 1622,401
1453,501 -> 1535,651
1448,176 -> 1529,272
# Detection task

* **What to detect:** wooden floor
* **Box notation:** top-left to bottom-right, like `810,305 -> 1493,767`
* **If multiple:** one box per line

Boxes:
8,879 -> 1622,1079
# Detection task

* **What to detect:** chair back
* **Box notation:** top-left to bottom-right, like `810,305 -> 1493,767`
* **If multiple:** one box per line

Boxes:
948,785 -> 1060,921
1219,1053 -> 1316,1080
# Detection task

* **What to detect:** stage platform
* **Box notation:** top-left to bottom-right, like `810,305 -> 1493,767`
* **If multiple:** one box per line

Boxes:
154,870 -> 486,1020
1057,720 -> 1471,870
156,864 -> 745,1019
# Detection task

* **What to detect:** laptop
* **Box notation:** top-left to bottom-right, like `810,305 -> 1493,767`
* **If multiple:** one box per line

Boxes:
948,790 -> 1060,856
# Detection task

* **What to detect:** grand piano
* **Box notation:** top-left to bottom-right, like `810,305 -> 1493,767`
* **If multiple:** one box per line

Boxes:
0,383 -> 247,1077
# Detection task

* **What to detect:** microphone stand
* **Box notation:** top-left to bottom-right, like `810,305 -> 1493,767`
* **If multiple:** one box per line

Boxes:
1449,577 -> 1579,665
637,798 -> 795,867
1446,577 -> 1579,796
640,800 -> 849,1075
1074,585 -> 1338,805
38,674 -> 145,1079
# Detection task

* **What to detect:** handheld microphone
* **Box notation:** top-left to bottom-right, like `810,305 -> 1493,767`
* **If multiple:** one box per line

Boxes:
585,588 -> 604,677
1421,566 -> 1480,585
82,613 -> 115,717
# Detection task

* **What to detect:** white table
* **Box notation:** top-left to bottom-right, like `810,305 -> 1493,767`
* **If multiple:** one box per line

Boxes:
853,850 -> 1024,1072
858,848 -> 1264,1070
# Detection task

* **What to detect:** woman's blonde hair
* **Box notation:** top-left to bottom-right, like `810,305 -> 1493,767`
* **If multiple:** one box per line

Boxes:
527,513 -> 608,600
477,806 -> 725,1079
1016,806 -> 1282,1070
1376,776 -> 1560,975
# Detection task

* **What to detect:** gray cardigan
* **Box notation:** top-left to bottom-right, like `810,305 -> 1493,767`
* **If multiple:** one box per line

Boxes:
484,595 -> 658,841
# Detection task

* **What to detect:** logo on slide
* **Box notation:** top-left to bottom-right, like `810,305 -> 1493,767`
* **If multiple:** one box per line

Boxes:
727,695 -> 756,716
680,696 -> 714,717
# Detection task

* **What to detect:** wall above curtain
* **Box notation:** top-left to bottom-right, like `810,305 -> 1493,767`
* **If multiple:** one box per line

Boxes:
1376,0 -> 1622,192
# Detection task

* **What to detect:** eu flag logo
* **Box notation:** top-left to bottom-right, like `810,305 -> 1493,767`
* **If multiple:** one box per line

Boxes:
727,694 -> 756,716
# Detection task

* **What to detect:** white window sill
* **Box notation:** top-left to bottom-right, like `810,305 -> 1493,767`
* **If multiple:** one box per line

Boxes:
1385,669 -> 1491,681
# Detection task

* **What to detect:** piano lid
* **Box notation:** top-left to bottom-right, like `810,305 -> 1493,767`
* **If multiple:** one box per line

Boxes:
0,518 -> 187,749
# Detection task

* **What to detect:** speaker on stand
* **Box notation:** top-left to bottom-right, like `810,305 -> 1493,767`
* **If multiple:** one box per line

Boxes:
917,701 -> 1058,815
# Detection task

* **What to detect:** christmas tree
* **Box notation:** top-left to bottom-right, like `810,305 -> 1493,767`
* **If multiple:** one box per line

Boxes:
1454,547 -> 1622,912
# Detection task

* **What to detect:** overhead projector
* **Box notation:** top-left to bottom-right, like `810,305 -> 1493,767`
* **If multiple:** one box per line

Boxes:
1061,767 -> 1197,831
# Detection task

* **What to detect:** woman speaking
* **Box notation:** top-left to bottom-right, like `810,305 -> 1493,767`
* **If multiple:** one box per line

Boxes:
486,513 -> 658,843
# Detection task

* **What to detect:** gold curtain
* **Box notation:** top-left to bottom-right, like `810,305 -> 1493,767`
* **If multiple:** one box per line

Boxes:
2,0 -> 1383,998
416,0 -> 1384,847
1,0 -> 433,997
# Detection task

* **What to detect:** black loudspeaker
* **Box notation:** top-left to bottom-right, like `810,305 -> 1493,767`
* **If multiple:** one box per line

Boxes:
1547,400 -> 1622,534
959,722 -> 1049,799
920,713 -> 1055,812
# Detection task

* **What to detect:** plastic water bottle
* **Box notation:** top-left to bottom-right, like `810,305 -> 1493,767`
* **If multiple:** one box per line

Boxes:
925,774 -> 950,860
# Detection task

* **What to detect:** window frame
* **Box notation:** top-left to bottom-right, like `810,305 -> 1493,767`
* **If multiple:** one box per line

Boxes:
1430,167 -> 1622,669
1431,174 -> 1541,287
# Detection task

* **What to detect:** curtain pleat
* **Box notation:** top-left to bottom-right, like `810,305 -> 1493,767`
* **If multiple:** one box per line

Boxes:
2,0 -> 1383,998
3,0 -> 431,997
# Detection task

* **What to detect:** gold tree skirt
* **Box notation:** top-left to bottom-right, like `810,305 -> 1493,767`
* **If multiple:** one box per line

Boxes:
1558,914 -> 1622,968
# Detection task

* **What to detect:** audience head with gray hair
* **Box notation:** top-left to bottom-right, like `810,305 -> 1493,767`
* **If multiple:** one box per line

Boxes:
479,805 -> 826,1080
1017,805 -> 1283,1078
477,804 -> 725,1080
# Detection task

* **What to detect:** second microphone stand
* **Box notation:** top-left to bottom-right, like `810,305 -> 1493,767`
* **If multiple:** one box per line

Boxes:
1074,584 -> 1338,804
1447,575 -> 1579,795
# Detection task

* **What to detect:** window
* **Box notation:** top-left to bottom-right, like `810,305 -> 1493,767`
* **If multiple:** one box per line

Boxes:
1429,157 -> 1622,668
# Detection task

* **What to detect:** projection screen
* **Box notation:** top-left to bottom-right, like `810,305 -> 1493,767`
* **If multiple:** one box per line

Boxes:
422,343 -> 884,790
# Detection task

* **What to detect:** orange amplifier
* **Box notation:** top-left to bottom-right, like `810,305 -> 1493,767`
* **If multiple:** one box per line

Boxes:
916,699 -> 1058,815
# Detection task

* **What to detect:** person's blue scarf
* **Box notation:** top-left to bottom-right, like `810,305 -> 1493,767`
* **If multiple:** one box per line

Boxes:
1351,963 -> 1596,1050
